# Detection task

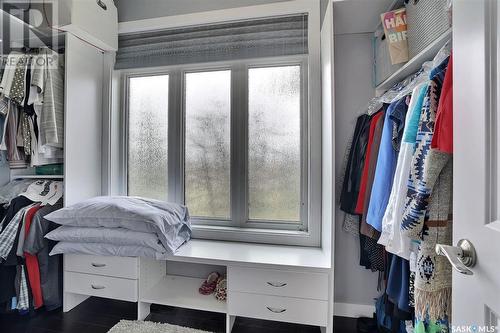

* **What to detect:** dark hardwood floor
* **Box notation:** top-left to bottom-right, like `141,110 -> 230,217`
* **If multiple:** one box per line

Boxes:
0,297 -> 362,333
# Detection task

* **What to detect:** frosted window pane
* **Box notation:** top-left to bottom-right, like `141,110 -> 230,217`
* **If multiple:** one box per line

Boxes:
128,75 -> 169,200
248,66 -> 301,221
185,71 -> 231,219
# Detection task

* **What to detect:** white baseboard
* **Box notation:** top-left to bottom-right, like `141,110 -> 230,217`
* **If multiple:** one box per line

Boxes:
334,302 -> 374,318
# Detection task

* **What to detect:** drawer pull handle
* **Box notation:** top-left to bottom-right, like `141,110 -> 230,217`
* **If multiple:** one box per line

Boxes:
91,284 -> 105,290
266,306 -> 286,314
267,282 -> 287,288
91,263 -> 106,268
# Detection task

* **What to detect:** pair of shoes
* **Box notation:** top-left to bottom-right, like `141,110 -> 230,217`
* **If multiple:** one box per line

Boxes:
199,272 -> 220,295
214,277 -> 227,302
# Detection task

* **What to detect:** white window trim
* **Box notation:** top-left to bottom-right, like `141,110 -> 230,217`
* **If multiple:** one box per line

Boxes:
117,0 -> 322,247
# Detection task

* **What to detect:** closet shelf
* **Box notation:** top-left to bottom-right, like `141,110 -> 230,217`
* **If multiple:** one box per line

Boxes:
141,275 -> 227,314
375,28 -> 452,94
11,175 -> 64,180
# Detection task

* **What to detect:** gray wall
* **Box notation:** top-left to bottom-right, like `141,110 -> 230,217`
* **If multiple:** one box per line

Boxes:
116,0 -> 288,22
333,33 -> 379,306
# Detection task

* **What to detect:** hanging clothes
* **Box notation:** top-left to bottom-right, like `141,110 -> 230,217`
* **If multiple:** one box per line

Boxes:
9,55 -> 28,106
2,103 -> 28,169
0,179 -> 64,313
431,55 -> 453,154
355,109 -> 385,215
339,40 -> 454,333
378,82 -> 429,260
366,97 -> 409,232
360,109 -> 386,239
0,52 -> 22,99
0,49 -> 64,169
37,50 -> 64,149
400,57 -> 453,330
23,204 -> 44,309
0,107 -> 6,166
386,254 -> 412,322
359,116 -> 386,272
24,199 -> 64,311
340,114 -> 371,214
401,57 -> 450,239
0,196 -> 35,308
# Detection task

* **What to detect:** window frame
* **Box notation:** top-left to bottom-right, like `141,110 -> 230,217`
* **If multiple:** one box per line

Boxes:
122,55 -> 320,246
119,1 -> 322,247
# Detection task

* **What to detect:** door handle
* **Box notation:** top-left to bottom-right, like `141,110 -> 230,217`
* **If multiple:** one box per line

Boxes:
435,239 -> 477,275
267,282 -> 287,288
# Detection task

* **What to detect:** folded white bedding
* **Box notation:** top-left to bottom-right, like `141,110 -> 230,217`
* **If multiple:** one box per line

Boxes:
49,241 -> 168,260
44,196 -> 191,254
45,226 -> 167,253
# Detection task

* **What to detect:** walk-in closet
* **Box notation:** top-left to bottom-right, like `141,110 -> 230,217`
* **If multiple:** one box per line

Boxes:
0,1 -> 499,333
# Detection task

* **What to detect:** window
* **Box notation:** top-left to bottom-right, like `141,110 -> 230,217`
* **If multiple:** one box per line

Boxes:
248,66 -> 302,222
126,63 -> 308,232
127,75 -> 169,200
121,11 -> 320,246
184,70 -> 231,219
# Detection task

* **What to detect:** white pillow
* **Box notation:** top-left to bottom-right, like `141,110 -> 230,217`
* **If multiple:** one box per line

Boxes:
46,226 -> 166,253
49,241 -> 168,260
44,196 -> 191,254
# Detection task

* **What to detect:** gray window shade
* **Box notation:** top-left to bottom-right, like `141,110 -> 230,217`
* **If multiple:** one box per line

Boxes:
115,14 -> 308,69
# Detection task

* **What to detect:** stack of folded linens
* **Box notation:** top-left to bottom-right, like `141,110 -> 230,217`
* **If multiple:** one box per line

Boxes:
44,196 -> 191,259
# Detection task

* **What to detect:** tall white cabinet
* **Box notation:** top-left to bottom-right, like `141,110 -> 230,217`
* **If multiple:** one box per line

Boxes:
64,33 -> 104,206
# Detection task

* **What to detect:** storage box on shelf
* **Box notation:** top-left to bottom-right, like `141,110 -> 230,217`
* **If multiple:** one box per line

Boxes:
373,0 -> 451,93
405,0 -> 451,58
375,28 -> 451,95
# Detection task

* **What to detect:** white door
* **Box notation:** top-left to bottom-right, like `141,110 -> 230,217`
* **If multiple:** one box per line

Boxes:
452,0 -> 500,327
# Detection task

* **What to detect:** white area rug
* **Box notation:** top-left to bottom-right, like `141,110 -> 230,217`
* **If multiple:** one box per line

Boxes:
108,320 -> 213,333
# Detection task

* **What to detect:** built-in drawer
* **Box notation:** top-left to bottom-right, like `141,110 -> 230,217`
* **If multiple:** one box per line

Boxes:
64,254 -> 138,279
64,271 -> 138,302
228,266 -> 329,300
229,292 -> 328,326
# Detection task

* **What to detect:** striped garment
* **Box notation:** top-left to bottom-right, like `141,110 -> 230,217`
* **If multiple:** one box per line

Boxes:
0,205 -> 33,260
16,265 -> 29,311
34,49 -> 64,149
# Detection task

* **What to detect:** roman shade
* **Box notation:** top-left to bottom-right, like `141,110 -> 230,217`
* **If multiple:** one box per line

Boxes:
115,14 -> 308,69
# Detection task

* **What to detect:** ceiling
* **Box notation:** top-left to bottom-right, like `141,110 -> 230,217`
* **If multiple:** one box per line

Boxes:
115,0 -> 289,22
115,0 -> 397,35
